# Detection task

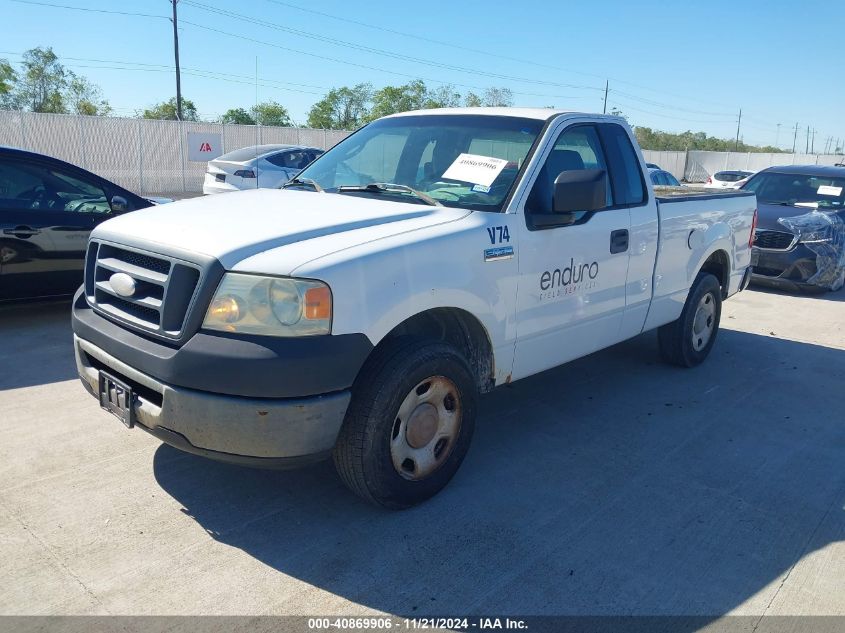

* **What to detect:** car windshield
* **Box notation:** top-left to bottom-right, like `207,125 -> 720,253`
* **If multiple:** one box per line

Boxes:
715,171 -> 750,182
218,145 -> 291,162
742,172 -> 845,209
295,114 -> 545,211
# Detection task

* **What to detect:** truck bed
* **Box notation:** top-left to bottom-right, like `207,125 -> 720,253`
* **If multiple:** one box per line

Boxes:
653,186 -> 756,203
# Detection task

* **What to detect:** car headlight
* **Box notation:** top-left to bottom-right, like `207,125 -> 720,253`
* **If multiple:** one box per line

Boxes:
203,273 -> 331,336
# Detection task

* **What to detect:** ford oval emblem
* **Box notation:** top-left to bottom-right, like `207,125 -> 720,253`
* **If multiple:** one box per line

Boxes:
109,272 -> 137,298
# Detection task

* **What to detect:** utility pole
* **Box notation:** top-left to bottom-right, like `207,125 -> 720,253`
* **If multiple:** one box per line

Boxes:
806,125 -> 810,154
811,128 -> 816,154
603,80 -> 608,114
171,0 -> 183,121
734,108 -> 742,151
792,122 -> 799,153
775,123 -> 781,149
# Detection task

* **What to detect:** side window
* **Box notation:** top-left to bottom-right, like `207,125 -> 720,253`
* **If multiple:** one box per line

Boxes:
265,152 -> 288,168
665,172 -> 680,187
525,125 -> 611,217
0,161 -> 109,213
0,161 -> 44,210
46,167 -> 110,214
598,124 -> 646,205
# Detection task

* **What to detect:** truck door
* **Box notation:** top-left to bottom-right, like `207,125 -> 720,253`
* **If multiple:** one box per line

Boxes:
511,122 -> 633,380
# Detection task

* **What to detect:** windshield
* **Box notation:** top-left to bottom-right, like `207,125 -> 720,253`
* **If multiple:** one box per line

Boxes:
742,171 -> 845,209
715,171 -> 752,182
295,114 -> 545,211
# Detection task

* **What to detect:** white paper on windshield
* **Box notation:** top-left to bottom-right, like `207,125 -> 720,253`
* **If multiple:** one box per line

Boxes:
817,185 -> 842,196
441,153 -> 509,187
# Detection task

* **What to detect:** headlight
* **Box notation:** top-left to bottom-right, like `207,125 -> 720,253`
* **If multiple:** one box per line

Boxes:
203,273 -> 331,336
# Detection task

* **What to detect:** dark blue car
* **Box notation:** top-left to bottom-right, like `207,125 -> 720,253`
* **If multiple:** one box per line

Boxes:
0,147 -> 156,301
742,165 -> 845,292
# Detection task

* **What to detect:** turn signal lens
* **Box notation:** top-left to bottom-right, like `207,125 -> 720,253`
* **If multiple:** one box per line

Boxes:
207,295 -> 242,324
304,286 -> 331,320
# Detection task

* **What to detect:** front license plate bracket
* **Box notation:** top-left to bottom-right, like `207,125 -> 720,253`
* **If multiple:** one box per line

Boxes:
98,371 -> 135,428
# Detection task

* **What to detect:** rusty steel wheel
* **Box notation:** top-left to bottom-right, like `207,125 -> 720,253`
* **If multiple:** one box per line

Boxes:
389,376 -> 462,480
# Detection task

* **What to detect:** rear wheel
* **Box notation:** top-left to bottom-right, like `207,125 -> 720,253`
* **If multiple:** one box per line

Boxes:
333,338 -> 477,509
658,272 -> 722,367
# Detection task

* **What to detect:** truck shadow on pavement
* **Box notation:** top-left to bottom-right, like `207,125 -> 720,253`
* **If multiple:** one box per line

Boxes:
0,300 -> 77,391
152,328 -> 845,617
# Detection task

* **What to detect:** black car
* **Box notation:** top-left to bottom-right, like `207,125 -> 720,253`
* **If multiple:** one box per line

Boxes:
0,147 -> 156,301
742,165 -> 845,292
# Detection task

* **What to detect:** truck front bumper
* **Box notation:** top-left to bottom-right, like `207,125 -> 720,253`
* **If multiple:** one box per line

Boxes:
72,290 -> 372,467
75,334 -> 350,467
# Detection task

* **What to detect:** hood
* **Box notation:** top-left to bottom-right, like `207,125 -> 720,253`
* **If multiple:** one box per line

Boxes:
756,201 -> 827,232
92,189 -> 469,272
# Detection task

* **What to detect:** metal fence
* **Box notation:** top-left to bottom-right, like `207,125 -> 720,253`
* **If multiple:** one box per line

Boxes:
1,111 -> 843,192
0,110 -> 351,193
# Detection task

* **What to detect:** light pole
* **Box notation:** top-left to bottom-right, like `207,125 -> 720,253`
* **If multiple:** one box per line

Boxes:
171,0 -> 183,121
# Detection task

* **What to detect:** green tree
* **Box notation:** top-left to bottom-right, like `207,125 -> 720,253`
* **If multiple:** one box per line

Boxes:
307,83 -> 372,129
481,87 -> 513,107
425,84 -> 461,108
633,126 -> 784,153
16,47 -> 67,113
66,74 -> 111,116
219,107 -> 255,125
464,92 -> 482,107
0,59 -> 17,109
369,80 -> 428,120
141,97 -> 199,121
250,101 -> 291,127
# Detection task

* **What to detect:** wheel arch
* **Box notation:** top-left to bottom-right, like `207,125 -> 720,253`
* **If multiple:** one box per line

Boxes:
366,307 -> 496,394
697,248 -> 730,297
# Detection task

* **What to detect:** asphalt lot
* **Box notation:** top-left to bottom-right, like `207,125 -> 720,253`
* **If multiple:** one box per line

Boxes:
0,286 -> 843,618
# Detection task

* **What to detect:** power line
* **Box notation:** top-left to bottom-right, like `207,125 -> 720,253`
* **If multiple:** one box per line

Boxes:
9,0 -> 830,139
176,18 -> 594,102
262,0 -> 746,112
10,0 -> 167,19
180,0 -> 603,93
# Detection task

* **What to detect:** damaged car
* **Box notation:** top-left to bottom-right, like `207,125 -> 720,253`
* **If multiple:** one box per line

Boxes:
742,165 -> 845,292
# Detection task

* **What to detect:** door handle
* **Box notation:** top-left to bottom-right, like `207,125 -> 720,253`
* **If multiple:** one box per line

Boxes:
3,226 -> 41,239
610,229 -> 629,254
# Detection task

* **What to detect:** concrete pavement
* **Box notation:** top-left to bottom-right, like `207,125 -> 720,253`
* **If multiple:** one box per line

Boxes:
0,287 -> 843,617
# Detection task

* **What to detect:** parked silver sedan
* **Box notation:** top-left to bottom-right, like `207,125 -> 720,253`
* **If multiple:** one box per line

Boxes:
202,144 -> 323,194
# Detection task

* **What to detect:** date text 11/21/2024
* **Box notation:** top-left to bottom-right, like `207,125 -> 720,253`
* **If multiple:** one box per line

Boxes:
307,617 -> 528,630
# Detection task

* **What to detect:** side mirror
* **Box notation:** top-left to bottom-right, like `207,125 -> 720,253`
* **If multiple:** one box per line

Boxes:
553,169 -> 607,213
110,195 -> 128,213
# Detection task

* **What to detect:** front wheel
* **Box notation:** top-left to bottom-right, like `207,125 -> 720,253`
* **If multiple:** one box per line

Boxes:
658,272 -> 722,367
333,338 -> 477,509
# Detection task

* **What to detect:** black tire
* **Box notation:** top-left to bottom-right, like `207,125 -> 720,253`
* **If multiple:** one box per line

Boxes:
658,272 -> 722,368
333,337 -> 477,509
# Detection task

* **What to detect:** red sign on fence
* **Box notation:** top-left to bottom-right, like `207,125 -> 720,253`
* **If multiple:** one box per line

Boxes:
187,133 -> 222,162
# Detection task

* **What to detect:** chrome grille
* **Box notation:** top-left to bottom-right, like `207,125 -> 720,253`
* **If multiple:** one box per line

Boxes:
754,230 -> 796,251
85,240 -> 202,339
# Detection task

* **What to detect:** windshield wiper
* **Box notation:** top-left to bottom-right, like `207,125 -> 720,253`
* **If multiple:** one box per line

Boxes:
282,177 -> 324,192
336,182 -> 441,207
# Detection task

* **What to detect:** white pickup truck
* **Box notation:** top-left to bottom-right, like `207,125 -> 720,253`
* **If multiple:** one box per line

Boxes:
72,108 -> 757,508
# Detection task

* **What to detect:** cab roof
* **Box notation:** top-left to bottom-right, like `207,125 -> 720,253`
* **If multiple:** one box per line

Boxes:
384,107 -> 618,122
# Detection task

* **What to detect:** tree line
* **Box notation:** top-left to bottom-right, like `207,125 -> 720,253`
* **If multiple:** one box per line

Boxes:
0,46 -> 794,154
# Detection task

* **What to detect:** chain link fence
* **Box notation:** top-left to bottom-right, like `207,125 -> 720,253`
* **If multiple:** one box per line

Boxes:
1,111 -> 843,191
0,111 -> 350,194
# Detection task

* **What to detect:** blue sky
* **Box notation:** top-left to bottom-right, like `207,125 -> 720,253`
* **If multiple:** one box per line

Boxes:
3,0 -> 843,150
